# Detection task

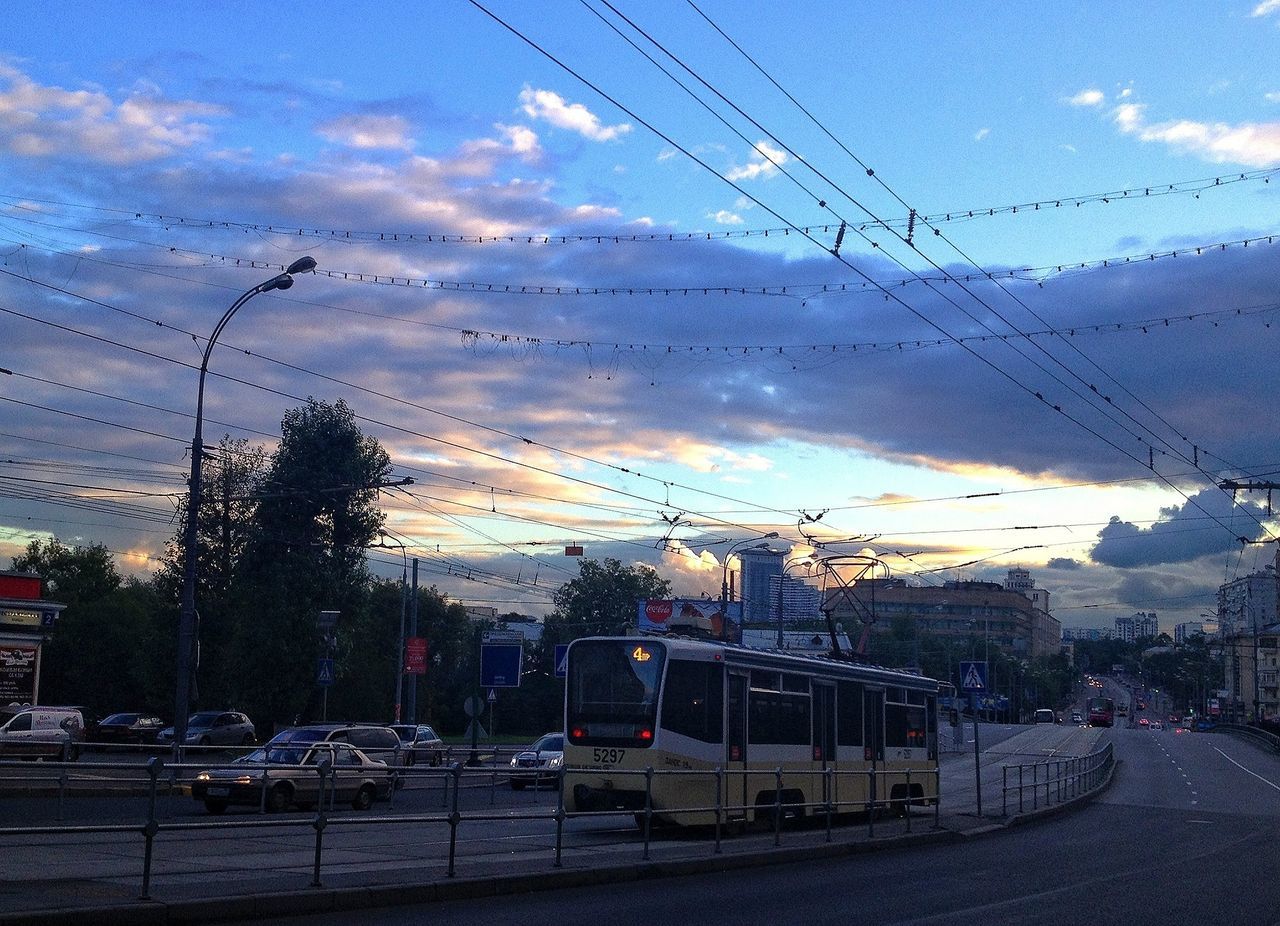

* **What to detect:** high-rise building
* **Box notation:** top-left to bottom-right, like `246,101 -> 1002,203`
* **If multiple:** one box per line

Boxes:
736,547 -> 784,623
1217,570 -> 1279,636
768,573 -> 821,623
1115,612 -> 1159,642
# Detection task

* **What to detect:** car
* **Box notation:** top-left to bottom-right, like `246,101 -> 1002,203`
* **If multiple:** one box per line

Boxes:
1070,711 -> 1084,724
390,723 -> 445,766
509,732 -> 564,789
272,723 -> 406,766
191,741 -> 393,814
92,712 -> 165,748
1152,720 -> 1164,730
1138,717 -> 1150,726
0,706 -> 84,761
1033,708 -> 1057,724
156,711 -> 255,748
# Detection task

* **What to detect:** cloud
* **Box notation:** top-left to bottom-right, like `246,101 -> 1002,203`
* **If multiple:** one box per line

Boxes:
1090,490 -> 1271,568
709,209 -> 743,225
316,113 -> 414,151
0,62 -> 226,164
1112,100 -> 1280,167
1252,0 -> 1280,16
725,140 -> 787,181
1066,89 -> 1105,107
973,128 -> 990,142
1046,557 -> 1083,570
518,87 -> 630,142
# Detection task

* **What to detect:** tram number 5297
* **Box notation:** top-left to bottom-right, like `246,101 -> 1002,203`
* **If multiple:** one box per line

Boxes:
592,747 -> 625,765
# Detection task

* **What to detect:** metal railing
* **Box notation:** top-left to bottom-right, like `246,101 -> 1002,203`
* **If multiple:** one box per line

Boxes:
1211,723 -> 1280,754
0,757 -> 942,901
1000,741 -> 1113,816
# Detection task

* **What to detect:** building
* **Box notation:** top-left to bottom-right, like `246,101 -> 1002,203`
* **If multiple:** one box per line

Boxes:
822,577 -> 1062,660
1215,622 -> 1280,723
1173,622 -> 1209,644
0,571 -> 66,706
736,547 -> 784,624
1115,612 -> 1159,642
767,573 -> 822,623
1217,570 -> 1279,637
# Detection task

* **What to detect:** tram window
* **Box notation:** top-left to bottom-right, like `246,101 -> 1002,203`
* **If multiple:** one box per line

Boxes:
751,670 -> 779,691
908,690 -> 927,706
885,704 -> 927,748
782,673 -> 809,693
837,681 -> 863,747
662,659 -> 724,743
887,687 -> 906,704
748,690 -> 810,745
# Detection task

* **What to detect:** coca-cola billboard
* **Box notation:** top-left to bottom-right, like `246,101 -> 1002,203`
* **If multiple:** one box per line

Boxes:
636,599 -> 742,642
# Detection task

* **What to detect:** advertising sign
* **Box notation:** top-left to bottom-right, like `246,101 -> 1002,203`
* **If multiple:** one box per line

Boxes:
404,637 -> 428,674
637,598 -> 743,642
0,645 -> 38,703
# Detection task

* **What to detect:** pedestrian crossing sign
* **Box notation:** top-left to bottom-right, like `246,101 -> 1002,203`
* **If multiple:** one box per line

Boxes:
960,660 -> 987,692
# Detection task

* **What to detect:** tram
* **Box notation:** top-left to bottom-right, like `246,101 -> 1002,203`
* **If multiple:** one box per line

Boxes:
563,636 -> 939,826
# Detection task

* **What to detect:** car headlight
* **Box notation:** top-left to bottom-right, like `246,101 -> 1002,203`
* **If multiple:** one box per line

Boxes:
548,755 -> 563,769
196,772 -> 210,781
509,756 -> 519,768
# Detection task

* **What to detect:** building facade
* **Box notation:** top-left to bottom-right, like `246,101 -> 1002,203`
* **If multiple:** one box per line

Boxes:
1217,570 -> 1279,637
1115,612 -> 1159,642
736,547 -> 784,624
1061,626 -> 1116,641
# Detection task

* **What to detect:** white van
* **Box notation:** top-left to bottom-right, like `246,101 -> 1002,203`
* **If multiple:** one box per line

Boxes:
0,706 -> 85,760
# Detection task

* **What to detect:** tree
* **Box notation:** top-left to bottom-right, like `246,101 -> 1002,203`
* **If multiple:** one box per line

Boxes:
225,398 -> 392,728
546,558 -> 671,641
13,539 -> 120,605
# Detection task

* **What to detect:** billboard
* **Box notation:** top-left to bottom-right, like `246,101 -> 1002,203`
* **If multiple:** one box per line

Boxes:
0,645 -> 39,704
637,599 -> 743,643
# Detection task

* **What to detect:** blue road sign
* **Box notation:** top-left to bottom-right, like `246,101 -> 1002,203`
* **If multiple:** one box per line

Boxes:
317,657 -> 335,687
959,660 -> 987,692
480,642 -> 523,688
554,644 -> 570,679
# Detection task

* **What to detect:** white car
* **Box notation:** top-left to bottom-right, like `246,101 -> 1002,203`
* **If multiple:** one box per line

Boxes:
509,733 -> 564,789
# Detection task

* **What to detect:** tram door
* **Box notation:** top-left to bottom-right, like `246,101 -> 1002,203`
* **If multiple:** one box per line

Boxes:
813,683 -> 836,808
863,687 -> 884,804
726,672 -> 749,820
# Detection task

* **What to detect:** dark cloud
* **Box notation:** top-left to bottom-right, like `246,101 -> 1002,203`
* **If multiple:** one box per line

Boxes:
1046,557 -> 1083,570
1090,489 -> 1270,568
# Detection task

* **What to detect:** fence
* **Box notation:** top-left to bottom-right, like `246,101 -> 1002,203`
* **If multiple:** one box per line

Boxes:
1000,741 -> 1113,816
0,756 -> 941,901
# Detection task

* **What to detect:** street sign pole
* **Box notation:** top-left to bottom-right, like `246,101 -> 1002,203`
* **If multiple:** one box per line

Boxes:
960,660 -> 987,817
971,691 -> 982,816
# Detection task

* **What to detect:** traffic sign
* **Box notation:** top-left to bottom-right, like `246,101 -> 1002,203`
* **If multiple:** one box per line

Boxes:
482,629 -> 524,644
316,657 -> 335,687
487,688 -> 497,703
960,660 -> 987,692
480,642 -> 523,688
554,644 -> 570,679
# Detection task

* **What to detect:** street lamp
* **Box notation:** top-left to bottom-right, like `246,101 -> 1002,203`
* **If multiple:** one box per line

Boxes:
719,532 -> 779,641
371,530 -> 409,722
173,256 -> 317,757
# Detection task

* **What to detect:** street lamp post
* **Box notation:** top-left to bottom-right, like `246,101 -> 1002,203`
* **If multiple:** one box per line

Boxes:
719,533 -> 778,641
173,257 -> 317,758
372,531 -> 409,722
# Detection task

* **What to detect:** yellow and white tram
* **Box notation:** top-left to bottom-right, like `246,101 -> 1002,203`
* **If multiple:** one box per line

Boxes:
563,636 -> 939,826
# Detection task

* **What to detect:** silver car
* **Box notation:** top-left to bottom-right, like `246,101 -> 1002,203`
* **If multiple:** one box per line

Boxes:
156,711 -> 255,748
192,741 -> 392,814
509,733 -> 564,790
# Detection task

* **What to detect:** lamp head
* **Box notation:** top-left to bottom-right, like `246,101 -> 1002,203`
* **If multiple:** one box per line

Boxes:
287,256 -> 318,275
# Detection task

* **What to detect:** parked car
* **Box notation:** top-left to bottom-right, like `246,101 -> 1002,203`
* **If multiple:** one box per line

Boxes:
92,712 -> 165,748
191,741 -> 393,814
156,711 -> 255,748
509,732 -> 564,789
391,723 -> 445,766
271,723 -> 405,766
0,706 -> 84,761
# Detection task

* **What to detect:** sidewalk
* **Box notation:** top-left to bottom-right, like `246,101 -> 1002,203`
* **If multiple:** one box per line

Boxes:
0,726 -> 1113,926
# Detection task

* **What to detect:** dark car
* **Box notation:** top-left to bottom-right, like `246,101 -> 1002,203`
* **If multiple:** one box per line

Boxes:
191,741 -> 392,814
156,711 -> 256,748
273,723 -> 406,766
509,733 -> 564,790
92,712 -> 165,748
390,723 -> 445,766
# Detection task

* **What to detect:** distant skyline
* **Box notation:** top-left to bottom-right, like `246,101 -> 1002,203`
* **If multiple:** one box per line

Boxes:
2,2 -> 1279,629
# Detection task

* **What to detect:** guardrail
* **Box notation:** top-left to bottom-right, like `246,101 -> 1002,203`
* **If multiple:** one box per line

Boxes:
0,757 -> 942,901
1211,723 -> 1280,754
1000,741 -> 1113,816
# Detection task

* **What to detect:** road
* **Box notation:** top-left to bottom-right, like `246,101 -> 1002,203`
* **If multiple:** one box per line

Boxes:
213,724 -> 1280,926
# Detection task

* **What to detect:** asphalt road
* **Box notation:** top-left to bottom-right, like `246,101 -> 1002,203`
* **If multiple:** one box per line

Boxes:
217,725 -> 1280,926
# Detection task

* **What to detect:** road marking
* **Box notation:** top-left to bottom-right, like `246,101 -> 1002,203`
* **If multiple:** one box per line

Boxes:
1187,819 -> 1212,824
1214,746 -> 1280,793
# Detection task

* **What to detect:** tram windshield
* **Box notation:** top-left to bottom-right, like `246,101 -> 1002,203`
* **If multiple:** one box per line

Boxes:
566,639 -> 666,747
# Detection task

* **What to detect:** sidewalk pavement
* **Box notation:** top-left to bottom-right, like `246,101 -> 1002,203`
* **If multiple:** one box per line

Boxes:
0,725 -> 1114,926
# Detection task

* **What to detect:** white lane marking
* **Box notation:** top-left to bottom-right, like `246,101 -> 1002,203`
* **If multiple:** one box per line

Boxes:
1214,746 -> 1280,793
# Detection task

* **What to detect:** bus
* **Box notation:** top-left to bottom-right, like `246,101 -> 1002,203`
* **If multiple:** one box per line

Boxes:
1086,696 -> 1115,728
563,636 -> 939,827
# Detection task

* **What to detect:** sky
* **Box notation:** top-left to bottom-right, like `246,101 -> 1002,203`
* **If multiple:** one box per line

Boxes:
2,1 -> 1279,633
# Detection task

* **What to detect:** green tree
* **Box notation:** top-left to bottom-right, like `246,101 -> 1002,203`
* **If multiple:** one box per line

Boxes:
226,398 -> 392,729
545,558 -> 671,641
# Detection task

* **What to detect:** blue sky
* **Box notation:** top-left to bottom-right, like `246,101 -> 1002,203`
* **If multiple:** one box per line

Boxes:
2,1 -> 1279,632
